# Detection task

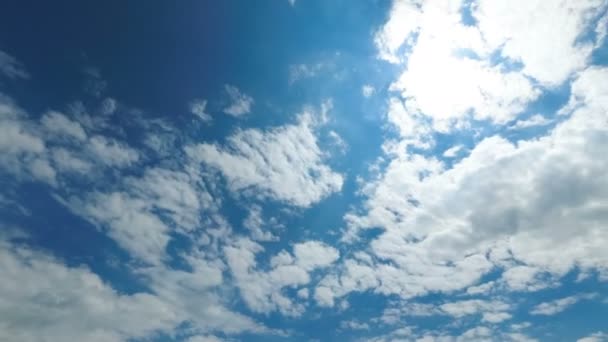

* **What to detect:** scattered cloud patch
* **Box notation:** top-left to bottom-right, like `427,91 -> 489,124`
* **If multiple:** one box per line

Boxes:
186,110 -> 343,207
531,293 -> 598,316
509,114 -> 552,130
190,99 -> 213,123
0,50 -> 29,79
223,85 -> 254,117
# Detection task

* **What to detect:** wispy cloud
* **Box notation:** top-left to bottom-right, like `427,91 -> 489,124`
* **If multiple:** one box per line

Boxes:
223,85 -> 254,117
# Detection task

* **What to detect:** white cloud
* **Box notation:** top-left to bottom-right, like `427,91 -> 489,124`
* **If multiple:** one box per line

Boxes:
0,50 -> 29,80
340,319 -> 370,331
443,144 -> 464,158
508,114 -> 552,130
374,0 -> 421,63
0,230 -> 270,341
328,130 -> 348,154
225,239 -> 305,316
379,299 -> 512,326
0,239 -> 180,342
225,238 -> 339,316
391,37 -> 539,128
578,332 -> 608,342
51,148 -> 93,174
440,299 -> 511,322
289,63 -> 325,84
60,165 -> 221,264
339,66 -> 608,304
0,94 -> 56,185
474,0 -> 607,86
242,205 -> 278,241
29,157 -> 57,185
223,85 -> 254,117
190,99 -> 213,123
297,288 -> 309,299
41,111 -> 87,141
501,266 -> 552,292
99,98 -> 117,115
87,135 -> 139,168
362,85 -> 376,98
376,0 -> 608,130
186,336 -> 224,342
530,293 -> 597,316
186,111 -> 343,207
0,95 -> 44,155
293,240 -> 339,271
65,191 -> 171,264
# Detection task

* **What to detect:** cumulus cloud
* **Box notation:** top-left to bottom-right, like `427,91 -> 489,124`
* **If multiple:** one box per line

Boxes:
225,238 -> 339,316
338,66 -> 608,305
186,110 -> 343,207
376,0 -> 608,130
223,85 -> 254,117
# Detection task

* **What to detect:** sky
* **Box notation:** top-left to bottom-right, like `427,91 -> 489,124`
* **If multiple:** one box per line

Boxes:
0,0 -> 608,341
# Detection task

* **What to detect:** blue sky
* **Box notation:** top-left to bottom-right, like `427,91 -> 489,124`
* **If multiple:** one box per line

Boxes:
1,1 -> 608,341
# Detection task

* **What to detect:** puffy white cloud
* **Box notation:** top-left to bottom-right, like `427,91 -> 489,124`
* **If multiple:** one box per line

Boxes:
474,0 -> 608,86
293,240 -> 339,271
186,111 -> 343,207
225,238 -> 339,316
223,85 -> 253,117
374,0 -> 422,63
530,293 -> 598,316
440,299 -> 511,322
376,0 -> 608,130
339,66 -> 608,304
391,35 -> 540,128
